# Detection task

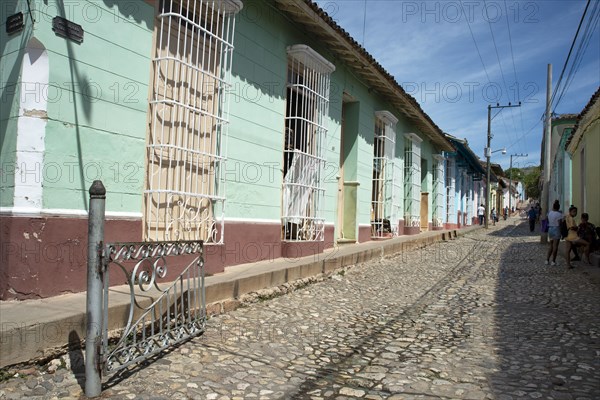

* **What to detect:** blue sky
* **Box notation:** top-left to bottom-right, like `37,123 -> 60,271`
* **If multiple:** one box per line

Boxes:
314,0 -> 600,170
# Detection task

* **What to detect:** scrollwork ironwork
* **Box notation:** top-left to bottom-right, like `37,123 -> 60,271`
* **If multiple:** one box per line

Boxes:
104,240 -> 203,263
101,240 -> 206,376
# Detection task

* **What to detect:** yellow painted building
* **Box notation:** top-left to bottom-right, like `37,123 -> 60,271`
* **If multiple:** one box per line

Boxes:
566,87 -> 600,225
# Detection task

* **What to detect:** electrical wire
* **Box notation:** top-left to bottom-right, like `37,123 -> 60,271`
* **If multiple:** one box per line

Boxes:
553,0 -> 600,112
484,0 -> 511,102
459,0 -> 493,85
362,0 -> 367,47
509,1 -> 596,155
483,0 -> 520,154
506,117 -> 543,151
26,0 -> 35,23
503,0 -> 527,155
550,0 -> 591,109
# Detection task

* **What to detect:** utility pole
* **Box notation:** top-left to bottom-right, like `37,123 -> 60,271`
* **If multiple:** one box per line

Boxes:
509,153 -> 528,214
485,102 -> 521,228
485,105 -> 492,229
541,64 -> 552,244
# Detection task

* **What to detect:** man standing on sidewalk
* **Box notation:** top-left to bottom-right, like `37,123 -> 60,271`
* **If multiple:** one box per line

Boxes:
477,204 -> 485,225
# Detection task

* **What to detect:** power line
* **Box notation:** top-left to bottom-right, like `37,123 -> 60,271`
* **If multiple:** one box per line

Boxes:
503,0 -> 520,102
483,0 -> 519,154
503,0 -> 527,156
511,1 -> 596,152
483,0 -> 511,99
553,0 -> 600,112
506,117 -> 543,151
550,0 -> 592,109
459,0 -> 492,85
361,0 -> 367,47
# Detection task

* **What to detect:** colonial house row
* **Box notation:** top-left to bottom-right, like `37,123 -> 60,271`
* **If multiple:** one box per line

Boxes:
1,0 -> 488,300
542,87 -> 599,225
548,114 -> 578,213
444,135 -> 486,227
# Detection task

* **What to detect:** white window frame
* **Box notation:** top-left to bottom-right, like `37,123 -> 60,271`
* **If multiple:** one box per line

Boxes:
371,111 -> 399,238
432,154 -> 445,228
144,0 -> 242,243
446,157 -> 456,224
281,45 -> 335,242
404,133 -> 422,229
465,172 -> 473,225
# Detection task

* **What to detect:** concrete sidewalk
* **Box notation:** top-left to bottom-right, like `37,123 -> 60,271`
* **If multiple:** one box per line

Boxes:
0,225 -> 484,369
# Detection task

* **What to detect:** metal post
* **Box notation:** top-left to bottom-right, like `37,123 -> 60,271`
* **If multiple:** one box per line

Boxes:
485,104 -> 491,229
509,155 -> 513,214
85,180 -> 106,398
541,64 -> 552,244
484,102 -> 521,228
509,153 -> 528,215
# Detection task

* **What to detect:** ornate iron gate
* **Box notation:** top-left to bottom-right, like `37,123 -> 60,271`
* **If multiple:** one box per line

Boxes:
86,181 -> 207,396
99,240 -> 205,375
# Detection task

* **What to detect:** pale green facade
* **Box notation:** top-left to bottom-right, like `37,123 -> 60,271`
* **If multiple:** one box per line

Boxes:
1,0 -> 152,211
1,0 -> 442,235
0,1 -> 32,206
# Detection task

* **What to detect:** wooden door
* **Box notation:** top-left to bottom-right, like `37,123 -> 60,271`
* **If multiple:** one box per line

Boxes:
420,192 -> 429,231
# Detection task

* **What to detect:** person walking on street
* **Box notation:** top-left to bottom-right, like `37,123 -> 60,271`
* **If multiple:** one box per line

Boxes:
528,207 -> 537,232
545,200 -> 562,266
565,205 -> 591,269
491,208 -> 498,226
477,204 -> 485,225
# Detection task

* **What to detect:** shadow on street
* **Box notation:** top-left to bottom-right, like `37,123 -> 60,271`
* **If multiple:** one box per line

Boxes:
490,221 -> 600,397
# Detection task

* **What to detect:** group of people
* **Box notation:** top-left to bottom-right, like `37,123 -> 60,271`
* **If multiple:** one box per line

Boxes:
477,204 -> 511,226
545,200 -> 598,268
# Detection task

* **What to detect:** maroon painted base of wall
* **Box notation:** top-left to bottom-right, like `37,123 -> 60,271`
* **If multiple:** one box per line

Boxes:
0,215 -> 333,300
324,225 -> 335,249
432,225 -> 444,231
398,219 -> 405,235
444,223 -> 459,230
456,211 -> 462,228
281,241 -> 325,259
205,221 -> 283,274
404,226 -> 420,235
358,226 -> 371,243
0,215 -> 141,300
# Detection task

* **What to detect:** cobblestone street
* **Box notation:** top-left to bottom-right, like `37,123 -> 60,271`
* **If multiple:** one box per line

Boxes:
1,220 -> 599,399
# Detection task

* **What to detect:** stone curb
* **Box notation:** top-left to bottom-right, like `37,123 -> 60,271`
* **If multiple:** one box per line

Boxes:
0,225 -> 482,369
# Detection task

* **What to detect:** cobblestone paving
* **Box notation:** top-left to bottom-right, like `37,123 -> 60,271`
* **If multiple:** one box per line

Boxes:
1,220 -> 599,399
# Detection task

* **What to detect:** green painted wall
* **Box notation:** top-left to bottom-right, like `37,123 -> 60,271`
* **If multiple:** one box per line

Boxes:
228,0 -> 381,227
36,0 -> 153,212
226,3 -> 287,220
0,1 -> 34,207
3,0 -> 448,235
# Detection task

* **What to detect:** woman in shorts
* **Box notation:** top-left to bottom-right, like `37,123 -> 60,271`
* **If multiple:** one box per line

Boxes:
565,205 -> 590,269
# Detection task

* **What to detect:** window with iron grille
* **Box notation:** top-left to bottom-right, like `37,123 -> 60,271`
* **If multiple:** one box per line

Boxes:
432,155 -> 445,228
465,172 -> 473,225
404,133 -> 422,229
371,111 -> 399,238
282,45 -> 335,241
144,0 -> 242,242
446,157 -> 456,224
